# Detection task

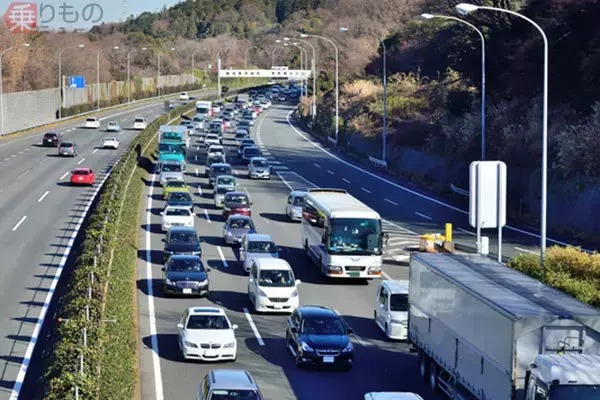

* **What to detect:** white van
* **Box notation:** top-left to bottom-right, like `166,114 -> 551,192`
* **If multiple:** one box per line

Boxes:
374,280 -> 409,340
247,258 -> 300,313
179,92 -> 189,101
364,393 -> 424,400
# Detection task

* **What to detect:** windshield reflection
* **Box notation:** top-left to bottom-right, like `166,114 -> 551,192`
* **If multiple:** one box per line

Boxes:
328,218 -> 382,255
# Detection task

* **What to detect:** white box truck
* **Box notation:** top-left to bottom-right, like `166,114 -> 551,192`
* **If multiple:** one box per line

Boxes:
409,253 -> 600,400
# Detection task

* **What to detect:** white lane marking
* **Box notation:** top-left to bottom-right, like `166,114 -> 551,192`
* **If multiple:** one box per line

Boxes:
196,145 -> 200,151
243,186 -> 250,196
217,246 -> 229,268
92,148 -> 99,154
327,170 -> 335,175
195,168 -> 199,176
197,186 -> 202,196
60,171 -> 70,180
144,171 -> 165,400
77,158 -> 86,165
342,178 -> 351,184
415,212 -> 432,220
263,151 -> 271,155
243,308 -> 265,346
195,155 -> 198,161
384,198 -> 398,206
12,216 -> 27,231
10,154 -> 16,158
313,163 -> 321,168
361,187 -> 371,194
9,169 -> 113,400
37,190 -> 50,203
283,110 -> 580,250
457,227 -> 476,236
515,246 -> 536,255
16,169 -> 31,180
204,209 -> 211,223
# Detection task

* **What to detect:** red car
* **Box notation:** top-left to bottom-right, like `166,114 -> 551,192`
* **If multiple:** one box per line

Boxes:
253,106 -> 261,114
70,168 -> 95,186
222,192 -> 252,219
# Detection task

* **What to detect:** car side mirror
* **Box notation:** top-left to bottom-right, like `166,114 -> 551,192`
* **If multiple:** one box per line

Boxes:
295,279 -> 301,285
290,327 -> 298,333
232,324 -> 239,330
346,327 -> 353,334
160,212 -> 164,215
177,323 -> 183,329
161,267 -> 165,271
206,267 -> 211,272
161,238 -> 166,243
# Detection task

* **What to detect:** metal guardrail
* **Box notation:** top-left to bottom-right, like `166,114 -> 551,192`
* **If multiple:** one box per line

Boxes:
450,183 -> 469,197
368,156 -> 388,169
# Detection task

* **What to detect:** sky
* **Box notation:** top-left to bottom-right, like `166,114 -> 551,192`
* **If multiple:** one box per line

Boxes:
2,0 -> 182,30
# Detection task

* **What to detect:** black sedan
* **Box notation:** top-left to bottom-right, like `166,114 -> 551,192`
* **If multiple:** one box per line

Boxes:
162,255 -> 210,297
163,226 -> 202,262
286,305 -> 354,369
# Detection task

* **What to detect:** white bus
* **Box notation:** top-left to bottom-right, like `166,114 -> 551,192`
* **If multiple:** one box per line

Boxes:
195,100 -> 213,117
301,188 -> 385,278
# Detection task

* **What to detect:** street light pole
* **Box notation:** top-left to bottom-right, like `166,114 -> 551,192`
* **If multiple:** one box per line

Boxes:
97,46 -> 119,110
58,44 -> 85,119
421,13 -> 486,161
127,47 -> 147,103
295,38 -> 317,121
300,33 -> 340,145
217,48 -> 227,99
293,43 -> 308,96
0,43 -> 30,135
457,3 -> 549,266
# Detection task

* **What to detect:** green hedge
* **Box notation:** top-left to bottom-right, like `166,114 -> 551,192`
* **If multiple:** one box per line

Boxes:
509,246 -> 600,308
43,85 -> 256,399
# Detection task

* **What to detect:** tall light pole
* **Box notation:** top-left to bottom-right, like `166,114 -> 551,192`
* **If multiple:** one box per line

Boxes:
217,48 -> 227,99
300,32 -> 340,145
421,13 -> 486,161
127,47 -> 148,103
96,46 -> 119,110
245,46 -> 254,68
58,44 -> 85,119
157,47 -> 175,97
293,37 -> 317,121
457,3 -> 549,266
293,43 -> 308,96
0,43 -> 30,135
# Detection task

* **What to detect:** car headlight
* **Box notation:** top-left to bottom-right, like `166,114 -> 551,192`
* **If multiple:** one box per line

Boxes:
226,231 -> 232,236
199,279 -> 209,286
342,342 -> 353,353
290,290 -> 298,298
258,289 -> 267,297
184,341 -> 198,348
368,266 -> 382,273
165,279 -> 174,286
327,265 -> 342,273
300,341 -> 314,352
223,341 -> 235,349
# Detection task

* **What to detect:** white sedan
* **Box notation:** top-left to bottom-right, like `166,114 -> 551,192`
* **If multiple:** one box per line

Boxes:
177,307 -> 238,362
102,137 -> 119,149
161,206 -> 194,232
133,117 -> 147,130
84,117 -> 100,129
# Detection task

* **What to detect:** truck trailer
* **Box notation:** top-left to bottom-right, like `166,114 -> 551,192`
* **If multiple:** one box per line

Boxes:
408,253 -> 600,400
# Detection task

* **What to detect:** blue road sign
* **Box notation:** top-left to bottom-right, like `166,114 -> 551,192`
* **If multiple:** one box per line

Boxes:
68,76 -> 85,88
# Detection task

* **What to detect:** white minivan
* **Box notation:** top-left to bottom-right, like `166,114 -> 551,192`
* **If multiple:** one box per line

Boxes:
179,92 -> 189,101
374,280 -> 409,340
247,258 -> 300,313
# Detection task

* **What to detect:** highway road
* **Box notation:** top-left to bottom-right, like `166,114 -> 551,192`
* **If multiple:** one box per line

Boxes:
0,92 -> 213,400
137,102 -> 589,399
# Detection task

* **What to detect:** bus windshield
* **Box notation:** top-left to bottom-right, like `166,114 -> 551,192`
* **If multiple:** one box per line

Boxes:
328,218 -> 382,255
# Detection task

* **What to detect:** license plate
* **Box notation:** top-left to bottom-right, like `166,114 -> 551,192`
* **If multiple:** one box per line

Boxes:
348,272 -> 360,277
323,356 -> 335,363
182,288 -> 192,294
273,304 -> 282,309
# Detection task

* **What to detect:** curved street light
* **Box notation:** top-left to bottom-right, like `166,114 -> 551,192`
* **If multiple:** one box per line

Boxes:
0,43 -> 31,134
292,43 -> 308,96
292,38 -> 317,121
58,44 -> 85,118
127,47 -> 148,103
96,45 -> 119,109
456,3 -> 549,266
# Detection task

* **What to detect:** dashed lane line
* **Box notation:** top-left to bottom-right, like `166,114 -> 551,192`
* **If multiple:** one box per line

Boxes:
361,188 -> 371,194
60,171 -> 70,180
243,308 -> 265,346
415,212 -> 432,220
385,198 -> 398,206
342,178 -> 351,184
457,227 -> 476,236
37,191 -> 50,203
217,246 -> 229,268
11,216 -> 27,231
77,158 -> 86,165
327,170 -> 335,175
204,209 -> 211,223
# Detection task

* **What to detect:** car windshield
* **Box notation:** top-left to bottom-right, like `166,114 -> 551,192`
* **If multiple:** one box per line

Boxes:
162,164 -> 182,172
259,270 -> 294,287
549,386 -> 600,400
165,208 -> 191,217
216,187 -> 234,194
217,177 -> 235,186
186,315 -> 229,330
390,294 -> 408,312
167,181 -> 186,188
108,122 -> 117,126
86,118 -> 96,122
168,232 -> 198,244
168,192 -> 191,202
212,166 -> 231,175
210,390 -> 261,400
44,134 -> 57,138
61,142 -> 73,147
169,258 -> 204,272
251,160 -> 268,167
301,317 -> 345,335
209,147 -> 224,153
236,132 -> 247,138
328,218 -> 382,255
292,196 -> 304,206
104,138 -> 117,142
229,218 -> 254,229
247,241 -> 277,254
208,156 -> 225,165
225,195 -> 249,206
73,170 -> 89,175
244,149 -> 260,157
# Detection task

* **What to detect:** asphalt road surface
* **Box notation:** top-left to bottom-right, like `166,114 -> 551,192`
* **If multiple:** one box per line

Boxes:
0,92 -> 213,399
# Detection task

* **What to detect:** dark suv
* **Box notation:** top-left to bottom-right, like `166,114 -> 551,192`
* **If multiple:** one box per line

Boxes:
286,305 -> 354,369
163,226 -> 202,262
42,132 -> 62,147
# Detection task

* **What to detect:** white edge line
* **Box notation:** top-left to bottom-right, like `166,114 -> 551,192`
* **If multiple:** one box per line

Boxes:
243,308 -> 265,346
204,209 -> 211,223
457,227 -> 476,236
11,215 -> 27,231
284,110 -> 583,250
37,190 -> 50,203
216,246 -> 229,268
9,170 -> 113,399
515,246 -> 536,255
415,211 -> 432,220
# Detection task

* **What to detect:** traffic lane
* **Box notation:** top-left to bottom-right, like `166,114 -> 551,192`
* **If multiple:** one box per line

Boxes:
258,106 -> 540,260
142,141 -> 297,399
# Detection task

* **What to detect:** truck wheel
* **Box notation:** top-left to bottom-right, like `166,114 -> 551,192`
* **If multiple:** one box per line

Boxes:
429,364 -> 440,393
418,352 -> 428,381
